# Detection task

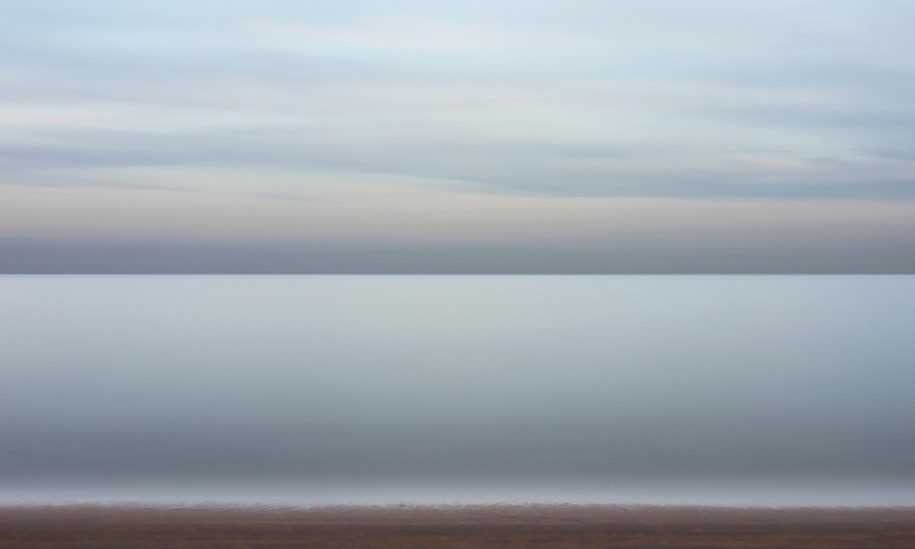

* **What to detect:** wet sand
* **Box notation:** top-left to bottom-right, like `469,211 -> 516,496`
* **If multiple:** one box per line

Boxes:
2,504 -> 914,548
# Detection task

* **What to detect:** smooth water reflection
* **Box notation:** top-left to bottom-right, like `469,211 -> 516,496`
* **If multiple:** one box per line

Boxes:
1,275 -> 913,505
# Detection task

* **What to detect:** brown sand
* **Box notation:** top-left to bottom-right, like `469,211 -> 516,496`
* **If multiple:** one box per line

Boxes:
1,504 -> 914,548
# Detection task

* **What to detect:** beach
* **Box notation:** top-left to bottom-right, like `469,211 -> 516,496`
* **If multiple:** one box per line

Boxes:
3,504 -> 914,548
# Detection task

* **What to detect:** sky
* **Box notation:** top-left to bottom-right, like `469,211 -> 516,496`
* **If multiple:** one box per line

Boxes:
1,0 -> 914,272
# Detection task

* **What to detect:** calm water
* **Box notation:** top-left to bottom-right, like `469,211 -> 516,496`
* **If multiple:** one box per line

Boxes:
1,275 -> 913,507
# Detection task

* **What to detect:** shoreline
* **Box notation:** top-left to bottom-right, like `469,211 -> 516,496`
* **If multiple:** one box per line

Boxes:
3,504 -> 914,547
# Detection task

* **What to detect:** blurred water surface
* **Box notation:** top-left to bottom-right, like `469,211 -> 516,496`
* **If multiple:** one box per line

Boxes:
1,275 -> 913,506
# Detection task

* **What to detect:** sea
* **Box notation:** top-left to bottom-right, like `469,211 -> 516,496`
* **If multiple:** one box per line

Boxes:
1,275 -> 913,507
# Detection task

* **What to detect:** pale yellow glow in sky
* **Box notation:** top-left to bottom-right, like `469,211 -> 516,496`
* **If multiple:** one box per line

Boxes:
3,181 -> 914,247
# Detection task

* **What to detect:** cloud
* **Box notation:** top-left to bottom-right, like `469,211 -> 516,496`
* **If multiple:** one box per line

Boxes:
1,0 -> 914,271
236,18 -> 518,53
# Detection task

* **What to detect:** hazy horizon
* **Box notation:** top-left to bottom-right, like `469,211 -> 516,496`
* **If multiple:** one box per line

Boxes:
4,238 -> 914,274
